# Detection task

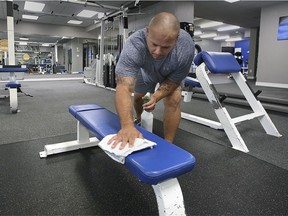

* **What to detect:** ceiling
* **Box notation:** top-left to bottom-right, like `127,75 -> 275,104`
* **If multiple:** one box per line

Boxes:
0,0 -> 286,45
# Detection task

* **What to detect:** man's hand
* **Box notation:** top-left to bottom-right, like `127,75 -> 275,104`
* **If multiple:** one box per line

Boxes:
107,126 -> 144,150
142,94 -> 157,112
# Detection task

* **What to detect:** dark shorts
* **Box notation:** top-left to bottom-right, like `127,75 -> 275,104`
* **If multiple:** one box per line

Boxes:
134,72 -> 159,94
134,72 -> 184,94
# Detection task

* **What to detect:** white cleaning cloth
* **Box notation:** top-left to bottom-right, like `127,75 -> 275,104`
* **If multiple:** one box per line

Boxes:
98,134 -> 157,164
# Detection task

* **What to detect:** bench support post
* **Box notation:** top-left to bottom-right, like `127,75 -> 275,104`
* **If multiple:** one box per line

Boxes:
152,178 -> 186,216
231,72 -> 282,137
9,87 -> 18,113
39,121 -> 99,158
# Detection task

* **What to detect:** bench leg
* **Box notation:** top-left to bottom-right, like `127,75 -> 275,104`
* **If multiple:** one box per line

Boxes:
9,87 -> 18,113
232,73 -> 282,137
39,121 -> 99,158
194,65 -> 251,152
152,178 -> 186,216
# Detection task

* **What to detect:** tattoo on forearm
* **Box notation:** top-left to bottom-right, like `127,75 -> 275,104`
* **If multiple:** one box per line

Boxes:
157,79 -> 180,93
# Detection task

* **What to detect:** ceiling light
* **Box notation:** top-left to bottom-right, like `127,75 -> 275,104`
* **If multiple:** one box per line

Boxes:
20,37 -> 29,41
194,30 -> 202,36
200,33 -> 218,38
42,43 -> 50,47
200,21 -> 223,28
217,25 -> 240,31
24,1 -> 45,12
62,36 -> 74,39
224,0 -> 240,3
22,15 -> 39,20
19,42 -> 28,45
225,37 -> 242,42
77,9 -> 98,18
213,35 -> 230,40
67,20 -> 83,25
97,12 -> 105,19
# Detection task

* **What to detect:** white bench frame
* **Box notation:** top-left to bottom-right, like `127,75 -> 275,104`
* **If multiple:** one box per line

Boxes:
40,120 -> 187,215
182,63 -> 282,152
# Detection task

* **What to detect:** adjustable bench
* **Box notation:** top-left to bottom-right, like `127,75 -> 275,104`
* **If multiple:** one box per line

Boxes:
181,51 -> 282,152
39,104 -> 196,215
0,65 -> 28,113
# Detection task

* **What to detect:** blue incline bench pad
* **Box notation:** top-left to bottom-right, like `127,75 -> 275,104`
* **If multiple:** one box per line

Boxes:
69,104 -> 196,185
0,68 -> 28,73
185,77 -> 201,88
194,51 -> 241,74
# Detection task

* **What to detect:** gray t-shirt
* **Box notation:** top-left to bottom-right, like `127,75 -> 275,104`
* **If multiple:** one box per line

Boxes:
115,28 -> 195,85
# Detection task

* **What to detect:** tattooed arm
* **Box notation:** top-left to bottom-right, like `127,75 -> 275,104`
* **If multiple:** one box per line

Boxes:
115,75 -> 136,128
108,75 -> 143,149
142,79 -> 181,112
153,79 -> 180,102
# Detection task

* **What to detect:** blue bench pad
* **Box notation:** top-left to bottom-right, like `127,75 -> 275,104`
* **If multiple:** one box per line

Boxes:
0,68 -> 28,73
185,77 -> 201,87
194,51 -> 241,74
69,104 -> 196,185
5,81 -> 21,88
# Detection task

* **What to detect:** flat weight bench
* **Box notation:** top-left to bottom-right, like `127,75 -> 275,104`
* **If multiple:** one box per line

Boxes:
181,51 -> 282,152
39,104 -> 196,215
0,66 -> 28,113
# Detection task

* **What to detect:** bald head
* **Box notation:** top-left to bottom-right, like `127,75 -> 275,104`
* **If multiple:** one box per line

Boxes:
148,12 -> 180,37
146,12 -> 180,59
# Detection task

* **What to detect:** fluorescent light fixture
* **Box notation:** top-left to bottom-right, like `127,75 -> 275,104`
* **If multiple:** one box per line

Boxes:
224,0 -> 240,3
42,43 -> 50,47
67,20 -> 83,25
24,1 -> 45,12
22,14 -> 39,20
19,42 -> 27,45
213,35 -> 230,40
200,33 -> 218,38
194,30 -> 202,36
97,12 -> 105,19
217,25 -> 240,31
62,36 -> 74,39
225,37 -> 242,42
20,37 -> 29,41
200,21 -> 223,28
77,9 -> 97,18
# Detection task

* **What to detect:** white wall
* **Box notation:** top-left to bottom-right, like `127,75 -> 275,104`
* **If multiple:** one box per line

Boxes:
63,38 -> 84,73
257,2 -> 288,88
197,39 -> 221,52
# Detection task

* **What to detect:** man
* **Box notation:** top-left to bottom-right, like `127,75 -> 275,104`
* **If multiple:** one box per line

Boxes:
109,12 -> 195,149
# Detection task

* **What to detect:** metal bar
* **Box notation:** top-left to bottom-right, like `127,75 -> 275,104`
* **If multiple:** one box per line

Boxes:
39,137 -> 99,158
181,112 -> 223,129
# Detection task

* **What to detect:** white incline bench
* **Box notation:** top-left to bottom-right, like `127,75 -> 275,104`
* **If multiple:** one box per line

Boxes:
40,104 -> 196,216
182,51 -> 282,153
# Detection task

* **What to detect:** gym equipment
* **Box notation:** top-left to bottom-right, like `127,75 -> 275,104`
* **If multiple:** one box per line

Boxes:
39,104 -> 196,216
181,51 -> 282,152
0,65 -> 28,113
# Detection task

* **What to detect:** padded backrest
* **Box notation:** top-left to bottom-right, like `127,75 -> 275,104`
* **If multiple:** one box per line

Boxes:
194,51 -> 241,74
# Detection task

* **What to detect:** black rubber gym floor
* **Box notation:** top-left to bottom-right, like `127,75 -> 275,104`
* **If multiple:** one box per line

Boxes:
0,120 -> 288,215
0,77 -> 288,215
